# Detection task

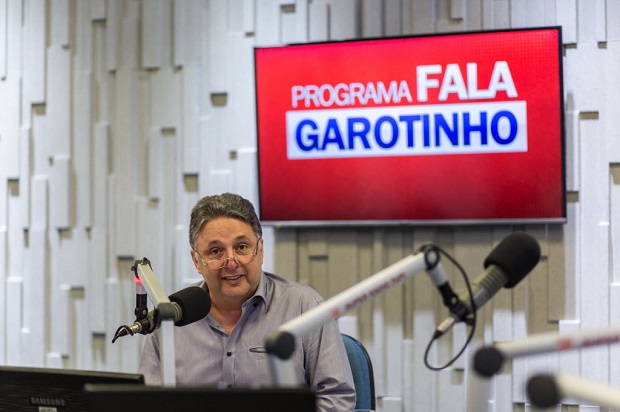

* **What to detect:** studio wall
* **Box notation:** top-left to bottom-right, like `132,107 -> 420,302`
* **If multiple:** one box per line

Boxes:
0,0 -> 619,410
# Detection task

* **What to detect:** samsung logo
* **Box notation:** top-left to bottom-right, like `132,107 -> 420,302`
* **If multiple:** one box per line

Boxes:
286,101 -> 527,160
30,396 -> 67,407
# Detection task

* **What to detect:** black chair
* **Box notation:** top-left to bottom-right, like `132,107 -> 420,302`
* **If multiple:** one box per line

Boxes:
342,334 -> 376,411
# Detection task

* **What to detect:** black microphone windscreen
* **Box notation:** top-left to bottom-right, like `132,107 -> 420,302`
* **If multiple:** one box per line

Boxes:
483,231 -> 541,288
168,286 -> 211,326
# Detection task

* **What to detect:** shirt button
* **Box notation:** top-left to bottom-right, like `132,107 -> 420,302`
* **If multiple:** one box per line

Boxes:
227,351 -> 232,357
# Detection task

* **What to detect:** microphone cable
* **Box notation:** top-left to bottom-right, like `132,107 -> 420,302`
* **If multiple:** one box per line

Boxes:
421,243 -> 477,371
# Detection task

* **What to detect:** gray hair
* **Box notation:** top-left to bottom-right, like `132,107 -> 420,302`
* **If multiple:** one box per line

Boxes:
189,193 -> 262,250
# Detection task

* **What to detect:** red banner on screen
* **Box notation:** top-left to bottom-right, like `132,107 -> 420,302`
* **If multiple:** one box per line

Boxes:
255,27 -> 565,224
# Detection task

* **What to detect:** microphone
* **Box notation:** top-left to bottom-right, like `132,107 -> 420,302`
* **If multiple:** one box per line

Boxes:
528,373 -> 620,410
434,231 -> 541,338
112,286 -> 211,342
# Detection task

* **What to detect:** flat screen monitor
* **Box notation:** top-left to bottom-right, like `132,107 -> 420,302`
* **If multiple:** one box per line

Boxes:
0,366 -> 144,411
254,26 -> 566,225
84,384 -> 317,412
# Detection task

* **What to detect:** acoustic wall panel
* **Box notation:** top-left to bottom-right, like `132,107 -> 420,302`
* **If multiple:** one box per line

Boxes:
0,0 -> 7,79
142,0 -> 164,70
50,0 -> 70,48
22,0 -> 45,106
0,72 -> 20,179
0,1 -> 619,410
308,1 -> 328,41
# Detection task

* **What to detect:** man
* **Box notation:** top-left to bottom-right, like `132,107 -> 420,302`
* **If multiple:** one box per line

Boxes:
138,193 -> 356,411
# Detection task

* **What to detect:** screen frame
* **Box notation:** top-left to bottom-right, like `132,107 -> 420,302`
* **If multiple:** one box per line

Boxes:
254,26 -> 567,227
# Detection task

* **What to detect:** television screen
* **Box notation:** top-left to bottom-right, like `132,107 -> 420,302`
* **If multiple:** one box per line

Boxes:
254,27 -> 566,225
0,366 -> 144,411
84,384 -> 317,412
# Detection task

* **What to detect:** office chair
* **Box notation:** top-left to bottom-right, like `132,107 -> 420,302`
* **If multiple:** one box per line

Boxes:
342,334 -> 376,411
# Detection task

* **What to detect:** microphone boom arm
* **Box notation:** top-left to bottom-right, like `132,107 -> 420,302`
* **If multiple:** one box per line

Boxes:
266,248 -> 437,385
131,258 -> 177,386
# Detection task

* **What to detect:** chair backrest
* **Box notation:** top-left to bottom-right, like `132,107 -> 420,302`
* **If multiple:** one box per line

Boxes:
342,334 -> 376,411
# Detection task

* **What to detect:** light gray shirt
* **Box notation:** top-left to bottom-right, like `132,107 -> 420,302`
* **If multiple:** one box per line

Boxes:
138,271 -> 356,411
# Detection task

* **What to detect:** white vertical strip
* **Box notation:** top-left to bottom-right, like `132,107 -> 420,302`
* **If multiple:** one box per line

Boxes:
142,0 -> 164,69
74,71 -> 93,228
19,126 -> 31,229
23,0 -> 46,105
308,1 -> 328,42
182,67 -> 200,174
207,0 -> 229,92
47,44 -> 72,155
242,0 -> 255,34
91,0 -> 106,20
384,0 -> 401,36
31,176 -> 48,231
150,72 -> 181,130
233,148 -> 257,203
50,283 -> 71,358
106,0 -> 119,71
74,296 -> 92,369
148,128 -> 162,200
0,70 -> 20,179
50,0 -> 70,47
92,123 -> 109,228
330,0 -> 357,40
565,110 -> 580,192
26,229 -> 47,367
361,0 -> 382,38
280,4 -> 299,44
255,0 -> 280,45
578,118 -> 609,385
556,0 -> 578,43
6,276 -> 23,364
49,154 -> 71,229
595,0 -> 607,43
0,226 -> 5,365
402,340 -> 415,412
173,0 -> 185,67
0,0 -> 7,79
608,0 -> 620,41
89,228 -> 108,334
609,286 -> 620,390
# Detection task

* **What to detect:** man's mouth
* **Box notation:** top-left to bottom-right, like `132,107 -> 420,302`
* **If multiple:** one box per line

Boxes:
222,274 -> 243,281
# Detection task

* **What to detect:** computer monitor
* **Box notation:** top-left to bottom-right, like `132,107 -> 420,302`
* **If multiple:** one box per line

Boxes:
84,384 -> 317,412
0,366 -> 144,411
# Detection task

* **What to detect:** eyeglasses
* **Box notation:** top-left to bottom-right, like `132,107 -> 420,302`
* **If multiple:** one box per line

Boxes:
194,238 -> 261,270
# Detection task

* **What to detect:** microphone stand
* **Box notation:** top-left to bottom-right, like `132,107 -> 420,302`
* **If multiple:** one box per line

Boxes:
132,258 -> 178,386
265,246 -> 447,386
472,325 -> 620,378
528,372 -> 620,409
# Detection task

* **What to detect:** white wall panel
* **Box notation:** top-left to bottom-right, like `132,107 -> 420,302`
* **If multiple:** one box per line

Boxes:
6,276 -> 23,364
308,1 -> 329,41
557,0 -> 578,43
91,0 -> 106,20
0,72 -> 20,179
0,227 -> 5,365
361,0 -> 382,38
105,0 -> 119,72
142,0 -> 164,69
22,0 -> 45,107
330,0 -> 358,40
49,154 -> 71,229
0,0 -> 7,79
51,0 -> 70,47
0,1 -> 619,410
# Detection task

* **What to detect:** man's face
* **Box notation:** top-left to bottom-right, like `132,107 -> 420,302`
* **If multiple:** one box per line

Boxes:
191,217 -> 263,308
